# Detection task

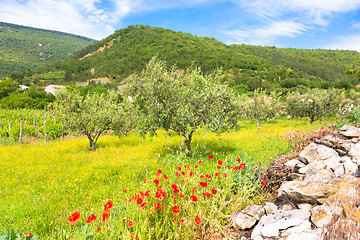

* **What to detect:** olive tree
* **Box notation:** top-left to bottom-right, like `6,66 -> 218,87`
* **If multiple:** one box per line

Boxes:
51,89 -> 129,150
240,89 -> 282,131
286,88 -> 345,123
128,57 -> 239,154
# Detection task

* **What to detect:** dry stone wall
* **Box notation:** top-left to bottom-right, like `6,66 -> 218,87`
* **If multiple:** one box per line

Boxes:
232,125 -> 360,240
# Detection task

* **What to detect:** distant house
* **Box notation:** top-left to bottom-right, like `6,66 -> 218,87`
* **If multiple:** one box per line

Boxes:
19,85 -> 29,91
44,85 -> 66,95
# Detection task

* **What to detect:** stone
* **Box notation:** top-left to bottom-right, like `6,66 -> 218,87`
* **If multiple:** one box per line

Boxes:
280,228 -> 322,240
341,156 -> 358,175
339,126 -> 360,138
320,219 -> 360,240
340,125 -> 352,131
286,173 -> 304,181
299,143 -> 339,163
297,203 -> 312,212
278,179 -> 342,204
303,168 -> 335,184
251,209 -> 310,239
285,159 -> 302,168
348,142 -> 360,164
232,204 -> 265,229
263,202 -> 277,215
311,202 -> 343,228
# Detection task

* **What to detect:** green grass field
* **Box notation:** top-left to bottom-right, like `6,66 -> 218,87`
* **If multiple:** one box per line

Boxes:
0,118 -> 332,239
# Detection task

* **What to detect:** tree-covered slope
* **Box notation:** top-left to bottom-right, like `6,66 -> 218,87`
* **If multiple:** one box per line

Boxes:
32,25 -> 360,92
0,22 -> 96,77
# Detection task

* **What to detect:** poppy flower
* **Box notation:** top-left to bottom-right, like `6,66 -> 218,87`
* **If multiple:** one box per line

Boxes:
128,220 -> 134,228
215,172 -> 220,177
192,187 -> 198,192
143,179 -> 148,183
176,172 -> 180,178
164,174 -> 169,180
152,202 -> 160,209
179,192 -> 185,198
184,164 -> 190,169
189,171 -> 195,176
199,182 -> 208,187
199,161 -> 203,164
155,186 -> 167,200
190,195 -> 198,202
211,189 -> 217,194
208,155 -> 214,159
180,219 -> 185,225
96,227 -> 101,231
195,215 -> 202,225
172,218 -> 177,224
137,198 -> 143,205
104,200 -> 113,213
261,180 -> 266,185
224,173 -> 228,177
85,214 -> 97,223
171,184 -> 178,189
177,166 -> 181,171
68,210 -> 80,226
217,166 -> 221,169
172,205 -> 181,215
130,232 -> 138,239
172,195 -> 176,200
123,189 -> 128,193
154,179 -> 159,185
239,163 -> 246,169
173,188 -> 179,194
25,233 -> 33,237
195,165 -> 198,168
156,169 -> 162,177
181,171 -> 186,175
140,202 -> 147,210
161,205 -> 166,210
218,160 -> 223,165
102,212 -> 110,223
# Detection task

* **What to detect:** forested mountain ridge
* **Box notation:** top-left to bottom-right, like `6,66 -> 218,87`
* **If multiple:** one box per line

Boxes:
0,22 -> 96,77
12,25 -> 360,93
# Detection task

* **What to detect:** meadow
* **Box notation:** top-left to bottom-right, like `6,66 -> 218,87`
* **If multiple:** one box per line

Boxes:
0,118 -> 332,239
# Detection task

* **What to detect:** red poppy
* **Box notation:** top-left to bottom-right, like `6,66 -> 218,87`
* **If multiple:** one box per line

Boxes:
176,172 -> 180,178
161,205 -> 166,210
96,227 -> 101,231
172,195 -> 176,200
225,165 -> 229,168
103,200 -> 113,213
195,215 -> 202,225
154,179 -> 159,185
128,220 -> 134,228
189,171 -> 195,176
152,202 -> 160,209
173,188 -> 179,194
192,187 -> 198,192
143,179 -> 148,183
224,173 -> 228,177
85,214 -> 97,223
172,218 -> 177,224
205,174 -> 212,179
208,155 -> 214,159
184,164 -> 190,169
218,160 -> 223,165
156,169 -> 162,177
155,186 -> 167,200
102,212 -> 110,223
130,232 -> 138,239
123,189 -> 128,193
236,157 -> 241,162
261,180 -> 266,185
68,210 -> 80,226
25,233 -> 33,237
215,172 -> 220,177
180,219 -> 185,225
195,165 -> 198,168
171,184 -> 178,189
172,205 -> 181,215
179,192 -> 185,198
199,182 -> 207,187
217,166 -> 221,169
211,189 -> 217,194
203,192 -> 211,199
164,174 -> 169,180
190,195 -> 198,202
137,198 -> 143,205
199,161 -> 203,164
181,171 -> 186,175
239,163 -> 246,169
140,202 -> 147,210
177,166 -> 181,171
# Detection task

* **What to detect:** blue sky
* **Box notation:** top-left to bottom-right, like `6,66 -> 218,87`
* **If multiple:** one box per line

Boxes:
2,0 -> 360,51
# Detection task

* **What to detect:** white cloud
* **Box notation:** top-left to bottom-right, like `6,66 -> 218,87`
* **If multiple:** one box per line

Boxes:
223,21 -> 308,45
325,34 -> 360,51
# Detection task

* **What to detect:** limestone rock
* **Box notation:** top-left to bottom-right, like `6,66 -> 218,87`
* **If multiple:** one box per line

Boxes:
299,143 -> 339,163
232,204 -> 265,230
278,179 -> 341,204
311,202 -> 343,228
285,159 -> 302,168
342,156 -> 358,175
297,203 -> 312,212
251,209 -> 310,239
339,126 -> 360,138
280,228 -> 322,240
349,142 -> 360,164
264,202 -> 277,215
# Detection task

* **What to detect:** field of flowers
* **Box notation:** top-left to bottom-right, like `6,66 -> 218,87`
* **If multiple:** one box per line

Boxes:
0,119 -> 332,239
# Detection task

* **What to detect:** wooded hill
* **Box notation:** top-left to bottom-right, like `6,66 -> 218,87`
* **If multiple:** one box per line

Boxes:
0,22 -> 96,77
10,25 -> 360,93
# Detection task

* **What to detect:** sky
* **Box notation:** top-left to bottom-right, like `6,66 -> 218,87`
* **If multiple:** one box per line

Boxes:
2,0 -> 360,51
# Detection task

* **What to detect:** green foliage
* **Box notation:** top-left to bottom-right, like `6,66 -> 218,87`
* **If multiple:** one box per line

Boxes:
0,79 -> 18,99
286,88 -> 345,122
0,22 -> 96,77
240,89 -> 282,129
334,107 -> 360,129
51,89 -> 129,149
128,57 -> 239,153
